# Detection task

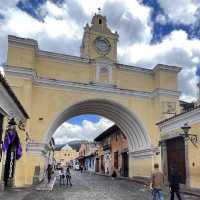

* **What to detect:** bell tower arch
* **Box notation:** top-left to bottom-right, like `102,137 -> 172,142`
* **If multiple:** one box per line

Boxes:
80,13 -> 119,62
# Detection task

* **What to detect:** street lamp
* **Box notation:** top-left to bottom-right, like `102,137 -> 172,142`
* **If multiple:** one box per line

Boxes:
181,123 -> 198,145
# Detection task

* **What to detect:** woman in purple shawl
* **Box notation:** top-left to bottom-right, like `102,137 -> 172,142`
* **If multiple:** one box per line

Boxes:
2,118 -> 22,160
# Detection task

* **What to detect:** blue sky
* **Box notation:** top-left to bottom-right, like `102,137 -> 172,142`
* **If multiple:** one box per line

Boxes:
68,114 -> 101,125
0,0 -> 200,144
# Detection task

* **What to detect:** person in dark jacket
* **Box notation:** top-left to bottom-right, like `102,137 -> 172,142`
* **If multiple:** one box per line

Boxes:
46,164 -> 53,184
65,167 -> 72,186
169,166 -> 182,200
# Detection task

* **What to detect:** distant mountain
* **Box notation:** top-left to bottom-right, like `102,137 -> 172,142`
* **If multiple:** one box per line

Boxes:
54,143 -> 66,151
68,140 -> 88,151
55,140 -> 88,151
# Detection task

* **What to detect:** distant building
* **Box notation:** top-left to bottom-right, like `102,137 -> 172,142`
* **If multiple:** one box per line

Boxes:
94,125 -> 128,177
54,146 -> 79,167
77,142 -> 98,172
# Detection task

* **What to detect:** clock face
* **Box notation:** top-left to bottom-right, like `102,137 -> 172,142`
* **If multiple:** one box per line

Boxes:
94,36 -> 111,55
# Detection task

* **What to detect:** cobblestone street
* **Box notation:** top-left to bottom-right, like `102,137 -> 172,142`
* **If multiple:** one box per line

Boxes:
0,171 -> 199,200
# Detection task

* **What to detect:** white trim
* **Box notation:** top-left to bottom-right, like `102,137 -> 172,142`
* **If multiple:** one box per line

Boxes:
116,63 -> 181,74
95,60 -> 113,84
158,107 -> 200,133
129,147 -> 158,159
0,84 -> 26,121
43,99 -> 151,152
5,65 -> 181,99
26,142 -> 45,155
153,64 -> 181,73
8,35 -> 38,48
37,50 -> 90,64
116,63 -> 153,74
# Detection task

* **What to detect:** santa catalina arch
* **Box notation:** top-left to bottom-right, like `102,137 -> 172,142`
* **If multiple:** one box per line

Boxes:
4,13 -> 181,186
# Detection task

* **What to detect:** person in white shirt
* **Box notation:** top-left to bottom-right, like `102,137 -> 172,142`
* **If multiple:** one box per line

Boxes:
65,167 -> 72,186
59,167 -> 65,186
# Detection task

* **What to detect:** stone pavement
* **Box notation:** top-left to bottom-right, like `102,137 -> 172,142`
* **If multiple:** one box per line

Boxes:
0,171 -> 199,200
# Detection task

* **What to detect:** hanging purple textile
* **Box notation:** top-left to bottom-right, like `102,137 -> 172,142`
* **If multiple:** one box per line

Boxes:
2,129 -> 22,160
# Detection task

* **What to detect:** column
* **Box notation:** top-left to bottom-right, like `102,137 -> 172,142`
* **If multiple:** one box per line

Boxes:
160,140 -> 168,183
184,140 -> 190,188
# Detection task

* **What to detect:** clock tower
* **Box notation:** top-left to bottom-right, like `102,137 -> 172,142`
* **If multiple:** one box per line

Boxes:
80,13 -> 119,62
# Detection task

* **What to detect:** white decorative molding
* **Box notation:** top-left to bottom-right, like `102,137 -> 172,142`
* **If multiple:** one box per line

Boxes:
37,50 -> 90,64
5,65 -> 181,99
26,142 -> 45,155
43,99 -> 151,152
129,147 -> 159,159
158,107 -> 200,133
8,35 -> 38,48
0,84 -> 26,121
153,64 -> 182,73
116,63 -> 181,74
116,63 -> 153,74
96,60 -> 113,84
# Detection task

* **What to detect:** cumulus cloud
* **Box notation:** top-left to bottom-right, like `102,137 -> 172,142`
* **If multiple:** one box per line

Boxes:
0,0 -> 200,101
53,117 -> 114,145
118,30 -> 200,100
103,0 -> 152,46
158,0 -> 200,25
0,66 -> 4,76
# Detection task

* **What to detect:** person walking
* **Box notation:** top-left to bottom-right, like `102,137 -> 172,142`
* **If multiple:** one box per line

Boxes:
150,163 -> 164,200
46,164 -> 53,184
65,167 -> 72,186
80,165 -> 83,173
59,167 -> 65,186
169,166 -> 182,200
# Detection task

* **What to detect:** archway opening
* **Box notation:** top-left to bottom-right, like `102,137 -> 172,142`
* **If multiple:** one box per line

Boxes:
52,113 -> 131,178
44,99 -> 151,153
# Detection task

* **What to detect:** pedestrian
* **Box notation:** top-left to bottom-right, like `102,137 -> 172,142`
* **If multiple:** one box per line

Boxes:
59,167 -> 65,186
80,165 -> 83,173
169,166 -> 182,200
65,167 -> 72,186
46,164 -> 53,184
111,170 -> 117,178
150,163 -> 164,200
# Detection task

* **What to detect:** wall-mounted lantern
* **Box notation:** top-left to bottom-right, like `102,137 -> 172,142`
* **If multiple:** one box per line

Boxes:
180,123 -> 198,145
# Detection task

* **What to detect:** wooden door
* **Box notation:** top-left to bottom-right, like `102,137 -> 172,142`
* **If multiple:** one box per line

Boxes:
121,152 -> 129,177
95,158 -> 99,172
166,137 -> 186,184
100,155 -> 104,172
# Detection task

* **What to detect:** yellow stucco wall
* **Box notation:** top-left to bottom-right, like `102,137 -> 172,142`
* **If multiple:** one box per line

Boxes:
187,123 -> 200,188
128,157 -> 152,178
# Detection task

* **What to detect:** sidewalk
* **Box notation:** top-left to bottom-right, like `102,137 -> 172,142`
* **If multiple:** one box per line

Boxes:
35,175 -> 56,191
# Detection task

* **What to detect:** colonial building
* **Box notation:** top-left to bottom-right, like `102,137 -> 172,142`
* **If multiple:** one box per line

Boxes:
54,146 -> 78,167
77,142 -> 97,171
0,73 -> 29,189
4,12 -> 181,186
157,89 -> 200,189
94,125 -> 128,177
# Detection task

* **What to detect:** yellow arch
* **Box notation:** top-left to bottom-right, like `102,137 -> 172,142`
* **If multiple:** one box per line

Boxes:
43,98 -> 151,152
